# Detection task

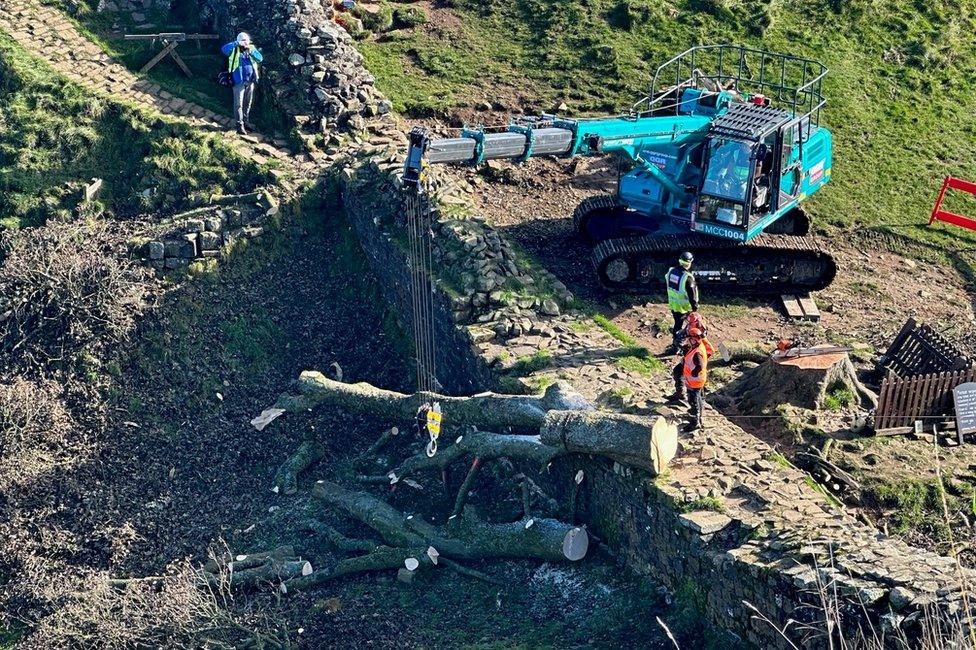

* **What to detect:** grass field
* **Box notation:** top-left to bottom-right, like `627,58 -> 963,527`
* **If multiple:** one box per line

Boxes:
360,0 -> 976,251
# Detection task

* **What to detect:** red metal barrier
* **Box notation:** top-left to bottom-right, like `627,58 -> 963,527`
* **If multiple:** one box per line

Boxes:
929,176 -> 976,230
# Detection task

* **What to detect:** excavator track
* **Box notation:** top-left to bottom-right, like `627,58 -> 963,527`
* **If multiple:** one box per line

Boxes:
572,194 -> 646,242
591,232 -> 837,294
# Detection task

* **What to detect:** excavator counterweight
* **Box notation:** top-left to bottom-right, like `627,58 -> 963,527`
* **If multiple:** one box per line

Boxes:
402,44 -> 838,295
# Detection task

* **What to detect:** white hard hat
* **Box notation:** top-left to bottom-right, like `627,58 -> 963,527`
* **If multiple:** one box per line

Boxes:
236,32 -> 251,45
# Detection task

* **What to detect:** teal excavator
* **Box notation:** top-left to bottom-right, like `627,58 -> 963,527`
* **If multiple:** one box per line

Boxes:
402,45 -> 838,294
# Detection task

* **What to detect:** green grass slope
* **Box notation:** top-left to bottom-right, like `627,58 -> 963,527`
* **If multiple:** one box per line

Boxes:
0,31 -> 269,229
361,0 -> 976,250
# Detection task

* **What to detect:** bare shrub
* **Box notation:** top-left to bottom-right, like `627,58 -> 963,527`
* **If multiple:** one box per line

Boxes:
0,377 -> 84,490
0,218 -> 152,375
20,559 -> 289,650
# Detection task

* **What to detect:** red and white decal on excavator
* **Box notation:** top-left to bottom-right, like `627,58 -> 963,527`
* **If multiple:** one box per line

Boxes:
808,161 -> 825,184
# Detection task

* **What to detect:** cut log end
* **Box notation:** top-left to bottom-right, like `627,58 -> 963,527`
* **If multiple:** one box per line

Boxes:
650,417 -> 678,475
562,527 -> 589,561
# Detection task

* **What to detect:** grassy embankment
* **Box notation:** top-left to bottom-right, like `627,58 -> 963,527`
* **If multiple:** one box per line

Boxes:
0,29 -> 269,231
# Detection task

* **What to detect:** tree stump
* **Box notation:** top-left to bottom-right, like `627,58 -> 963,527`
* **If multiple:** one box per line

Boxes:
733,348 -> 877,414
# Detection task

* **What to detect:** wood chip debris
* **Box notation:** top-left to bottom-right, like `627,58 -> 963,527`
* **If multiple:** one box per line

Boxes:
251,408 -> 285,431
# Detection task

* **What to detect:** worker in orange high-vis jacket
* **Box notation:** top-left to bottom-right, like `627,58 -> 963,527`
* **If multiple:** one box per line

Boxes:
666,312 -> 713,402
672,326 -> 709,433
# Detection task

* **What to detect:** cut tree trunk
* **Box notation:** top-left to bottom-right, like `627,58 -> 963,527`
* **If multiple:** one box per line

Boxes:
378,415 -> 679,484
269,372 -> 592,432
733,349 -> 878,414
312,480 -> 588,564
270,378 -> 677,495
541,411 -> 679,475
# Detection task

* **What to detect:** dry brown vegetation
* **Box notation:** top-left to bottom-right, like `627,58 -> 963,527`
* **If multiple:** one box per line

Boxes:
0,218 -> 152,377
0,378 -> 81,493
15,558 -> 289,649
0,218 -> 236,647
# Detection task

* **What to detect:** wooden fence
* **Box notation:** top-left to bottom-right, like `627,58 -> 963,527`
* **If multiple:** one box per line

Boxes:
874,367 -> 976,430
876,317 -> 970,378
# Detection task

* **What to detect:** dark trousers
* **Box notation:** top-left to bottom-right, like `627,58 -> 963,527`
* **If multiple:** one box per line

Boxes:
672,360 -> 684,395
688,387 -> 704,425
671,362 -> 705,424
671,311 -> 686,346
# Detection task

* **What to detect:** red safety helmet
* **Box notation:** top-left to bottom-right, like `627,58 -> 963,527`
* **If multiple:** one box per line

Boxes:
686,327 -> 704,340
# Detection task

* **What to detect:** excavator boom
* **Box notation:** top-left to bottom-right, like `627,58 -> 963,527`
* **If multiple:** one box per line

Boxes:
406,103 -> 720,177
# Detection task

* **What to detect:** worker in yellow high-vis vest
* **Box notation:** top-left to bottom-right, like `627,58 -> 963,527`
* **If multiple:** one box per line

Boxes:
663,251 -> 699,354
221,32 -> 264,135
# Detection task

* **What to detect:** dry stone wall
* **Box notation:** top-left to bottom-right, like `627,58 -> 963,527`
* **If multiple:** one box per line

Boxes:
134,191 -> 279,274
340,159 -> 496,396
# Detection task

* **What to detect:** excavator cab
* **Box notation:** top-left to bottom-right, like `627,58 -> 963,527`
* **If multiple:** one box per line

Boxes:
691,102 -> 825,241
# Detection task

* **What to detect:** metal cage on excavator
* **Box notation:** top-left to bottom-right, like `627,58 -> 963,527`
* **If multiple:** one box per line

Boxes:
637,44 -> 827,132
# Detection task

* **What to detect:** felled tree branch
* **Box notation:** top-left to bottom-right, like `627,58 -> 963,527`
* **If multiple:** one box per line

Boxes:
271,372 -> 592,432
308,479 -> 587,569
274,439 -> 325,495
201,545 -> 313,589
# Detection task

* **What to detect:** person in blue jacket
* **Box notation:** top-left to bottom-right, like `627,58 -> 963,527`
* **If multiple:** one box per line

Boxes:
221,32 -> 263,135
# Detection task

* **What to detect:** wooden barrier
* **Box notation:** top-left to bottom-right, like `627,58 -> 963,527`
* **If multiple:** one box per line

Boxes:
874,367 -> 976,431
876,317 -> 970,378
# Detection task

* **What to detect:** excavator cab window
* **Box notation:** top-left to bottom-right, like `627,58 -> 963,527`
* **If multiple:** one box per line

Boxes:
778,119 -> 806,201
698,195 -> 745,228
750,139 -> 775,215
701,139 -> 752,202
695,138 -> 756,235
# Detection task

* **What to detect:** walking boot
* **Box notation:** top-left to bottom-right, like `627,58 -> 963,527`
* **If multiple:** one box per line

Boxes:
666,392 -> 687,405
237,122 -> 248,135
682,419 -> 702,434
